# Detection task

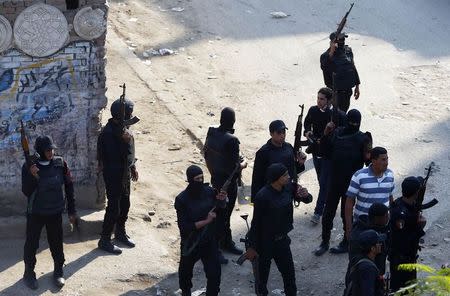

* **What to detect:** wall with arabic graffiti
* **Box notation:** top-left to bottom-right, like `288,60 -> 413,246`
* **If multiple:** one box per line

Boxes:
0,0 -> 108,215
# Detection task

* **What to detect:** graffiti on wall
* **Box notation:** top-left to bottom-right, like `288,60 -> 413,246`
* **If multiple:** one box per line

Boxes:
0,58 -> 77,149
0,41 -> 105,151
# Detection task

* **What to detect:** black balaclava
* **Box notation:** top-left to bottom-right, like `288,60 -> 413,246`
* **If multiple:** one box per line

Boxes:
186,165 -> 204,196
344,109 -> 361,134
219,107 -> 235,133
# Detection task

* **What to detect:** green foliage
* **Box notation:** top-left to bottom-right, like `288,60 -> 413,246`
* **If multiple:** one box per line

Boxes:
394,263 -> 450,296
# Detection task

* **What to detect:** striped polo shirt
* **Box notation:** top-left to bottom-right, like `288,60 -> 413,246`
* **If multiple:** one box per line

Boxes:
346,165 -> 395,217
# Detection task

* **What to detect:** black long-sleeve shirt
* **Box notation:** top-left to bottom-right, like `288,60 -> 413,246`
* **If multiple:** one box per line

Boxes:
248,184 -> 294,251
304,106 -> 332,139
251,140 -> 304,202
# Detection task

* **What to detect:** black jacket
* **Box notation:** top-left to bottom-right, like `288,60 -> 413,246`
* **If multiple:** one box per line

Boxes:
174,184 -> 217,242
320,127 -> 370,180
248,184 -> 294,251
389,198 -> 425,259
251,140 -> 304,202
204,126 -> 240,186
304,106 -> 346,156
97,119 -> 136,173
320,45 -> 360,90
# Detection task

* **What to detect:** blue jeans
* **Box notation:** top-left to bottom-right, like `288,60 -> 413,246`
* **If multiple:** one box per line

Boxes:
313,157 -> 331,216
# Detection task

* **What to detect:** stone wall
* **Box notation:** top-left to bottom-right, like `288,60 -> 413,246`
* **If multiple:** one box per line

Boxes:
0,0 -> 108,215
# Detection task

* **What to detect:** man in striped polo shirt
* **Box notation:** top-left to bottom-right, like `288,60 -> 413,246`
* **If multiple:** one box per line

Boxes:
345,147 -> 394,238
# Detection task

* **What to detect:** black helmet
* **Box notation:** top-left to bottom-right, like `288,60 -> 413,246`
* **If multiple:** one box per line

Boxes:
110,99 -> 134,120
34,136 -> 57,157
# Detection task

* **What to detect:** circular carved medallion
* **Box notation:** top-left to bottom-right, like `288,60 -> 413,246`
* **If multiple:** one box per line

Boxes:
74,7 -> 106,40
14,4 -> 69,57
0,15 -> 13,52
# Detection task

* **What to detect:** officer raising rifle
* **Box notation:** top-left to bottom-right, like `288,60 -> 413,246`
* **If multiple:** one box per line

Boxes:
321,2 -> 360,113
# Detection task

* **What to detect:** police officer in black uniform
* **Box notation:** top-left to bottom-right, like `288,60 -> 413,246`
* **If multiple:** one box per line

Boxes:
320,32 -> 361,112
21,136 -> 77,289
344,203 -> 389,295
314,109 -> 371,256
204,107 -> 247,258
97,98 -> 138,254
348,229 -> 386,296
251,120 -> 310,204
175,165 -> 225,296
244,163 -> 297,296
389,176 -> 427,292
303,87 -> 346,224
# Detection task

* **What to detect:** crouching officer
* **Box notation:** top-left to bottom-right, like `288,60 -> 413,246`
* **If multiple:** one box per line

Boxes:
21,136 -> 77,289
97,97 -> 139,254
244,163 -> 297,296
389,176 -> 427,292
175,165 -> 226,296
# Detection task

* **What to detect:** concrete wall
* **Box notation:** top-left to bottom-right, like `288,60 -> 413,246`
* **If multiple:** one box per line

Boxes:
0,0 -> 108,215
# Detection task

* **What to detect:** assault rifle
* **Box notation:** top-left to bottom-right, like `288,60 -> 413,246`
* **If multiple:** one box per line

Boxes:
293,104 -> 311,154
20,120 -> 37,168
417,162 -> 438,211
118,83 -> 140,128
236,214 -> 262,296
293,104 -> 311,207
181,163 -> 241,256
332,3 -> 354,44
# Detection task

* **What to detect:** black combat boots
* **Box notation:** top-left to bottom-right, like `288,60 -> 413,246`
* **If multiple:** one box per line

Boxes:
53,263 -> 65,288
23,264 -> 38,290
314,241 -> 329,256
329,239 -> 349,254
115,228 -> 136,248
98,234 -> 122,254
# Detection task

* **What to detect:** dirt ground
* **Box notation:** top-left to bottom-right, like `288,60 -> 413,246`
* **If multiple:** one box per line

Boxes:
1,0 -> 449,295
